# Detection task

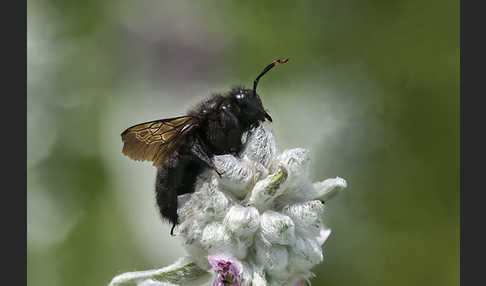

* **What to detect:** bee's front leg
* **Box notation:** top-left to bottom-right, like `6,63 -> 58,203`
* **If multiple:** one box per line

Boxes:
190,137 -> 224,177
220,106 -> 242,154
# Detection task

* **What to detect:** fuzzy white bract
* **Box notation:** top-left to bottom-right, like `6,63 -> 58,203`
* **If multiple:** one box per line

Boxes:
109,126 -> 347,286
177,126 -> 347,286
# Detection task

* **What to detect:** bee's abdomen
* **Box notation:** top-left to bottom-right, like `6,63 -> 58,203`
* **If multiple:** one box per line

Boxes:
155,151 -> 206,233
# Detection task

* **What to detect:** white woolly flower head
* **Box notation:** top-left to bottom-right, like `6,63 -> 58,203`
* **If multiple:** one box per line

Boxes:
175,125 -> 347,286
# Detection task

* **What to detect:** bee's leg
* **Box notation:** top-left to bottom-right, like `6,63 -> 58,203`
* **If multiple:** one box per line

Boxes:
220,107 -> 242,154
220,105 -> 239,127
190,138 -> 223,177
170,223 -> 177,236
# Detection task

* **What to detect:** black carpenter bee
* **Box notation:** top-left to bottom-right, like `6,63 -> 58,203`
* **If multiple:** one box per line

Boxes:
121,58 -> 288,235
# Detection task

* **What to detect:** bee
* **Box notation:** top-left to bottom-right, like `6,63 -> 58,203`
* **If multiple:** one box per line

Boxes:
121,58 -> 289,235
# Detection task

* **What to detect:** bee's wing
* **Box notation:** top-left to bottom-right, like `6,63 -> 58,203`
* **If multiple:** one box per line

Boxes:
121,116 -> 197,166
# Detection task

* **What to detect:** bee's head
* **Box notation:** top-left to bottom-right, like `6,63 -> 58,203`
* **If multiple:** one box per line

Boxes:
232,88 -> 271,122
232,58 -> 289,123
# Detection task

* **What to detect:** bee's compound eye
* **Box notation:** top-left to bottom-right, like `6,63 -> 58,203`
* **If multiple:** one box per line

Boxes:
236,93 -> 246,100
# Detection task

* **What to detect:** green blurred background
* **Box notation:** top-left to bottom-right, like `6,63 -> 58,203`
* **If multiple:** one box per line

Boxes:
27,0 -> 459,285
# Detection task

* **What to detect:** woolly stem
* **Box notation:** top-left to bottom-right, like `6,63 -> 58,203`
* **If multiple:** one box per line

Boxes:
109,257 -> 211,286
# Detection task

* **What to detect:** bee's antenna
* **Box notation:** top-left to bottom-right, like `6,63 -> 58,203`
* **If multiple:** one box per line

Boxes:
253,58 -> 289,94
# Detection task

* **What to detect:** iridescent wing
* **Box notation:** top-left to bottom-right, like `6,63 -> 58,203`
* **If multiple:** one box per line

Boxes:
121,116 -> 197,166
